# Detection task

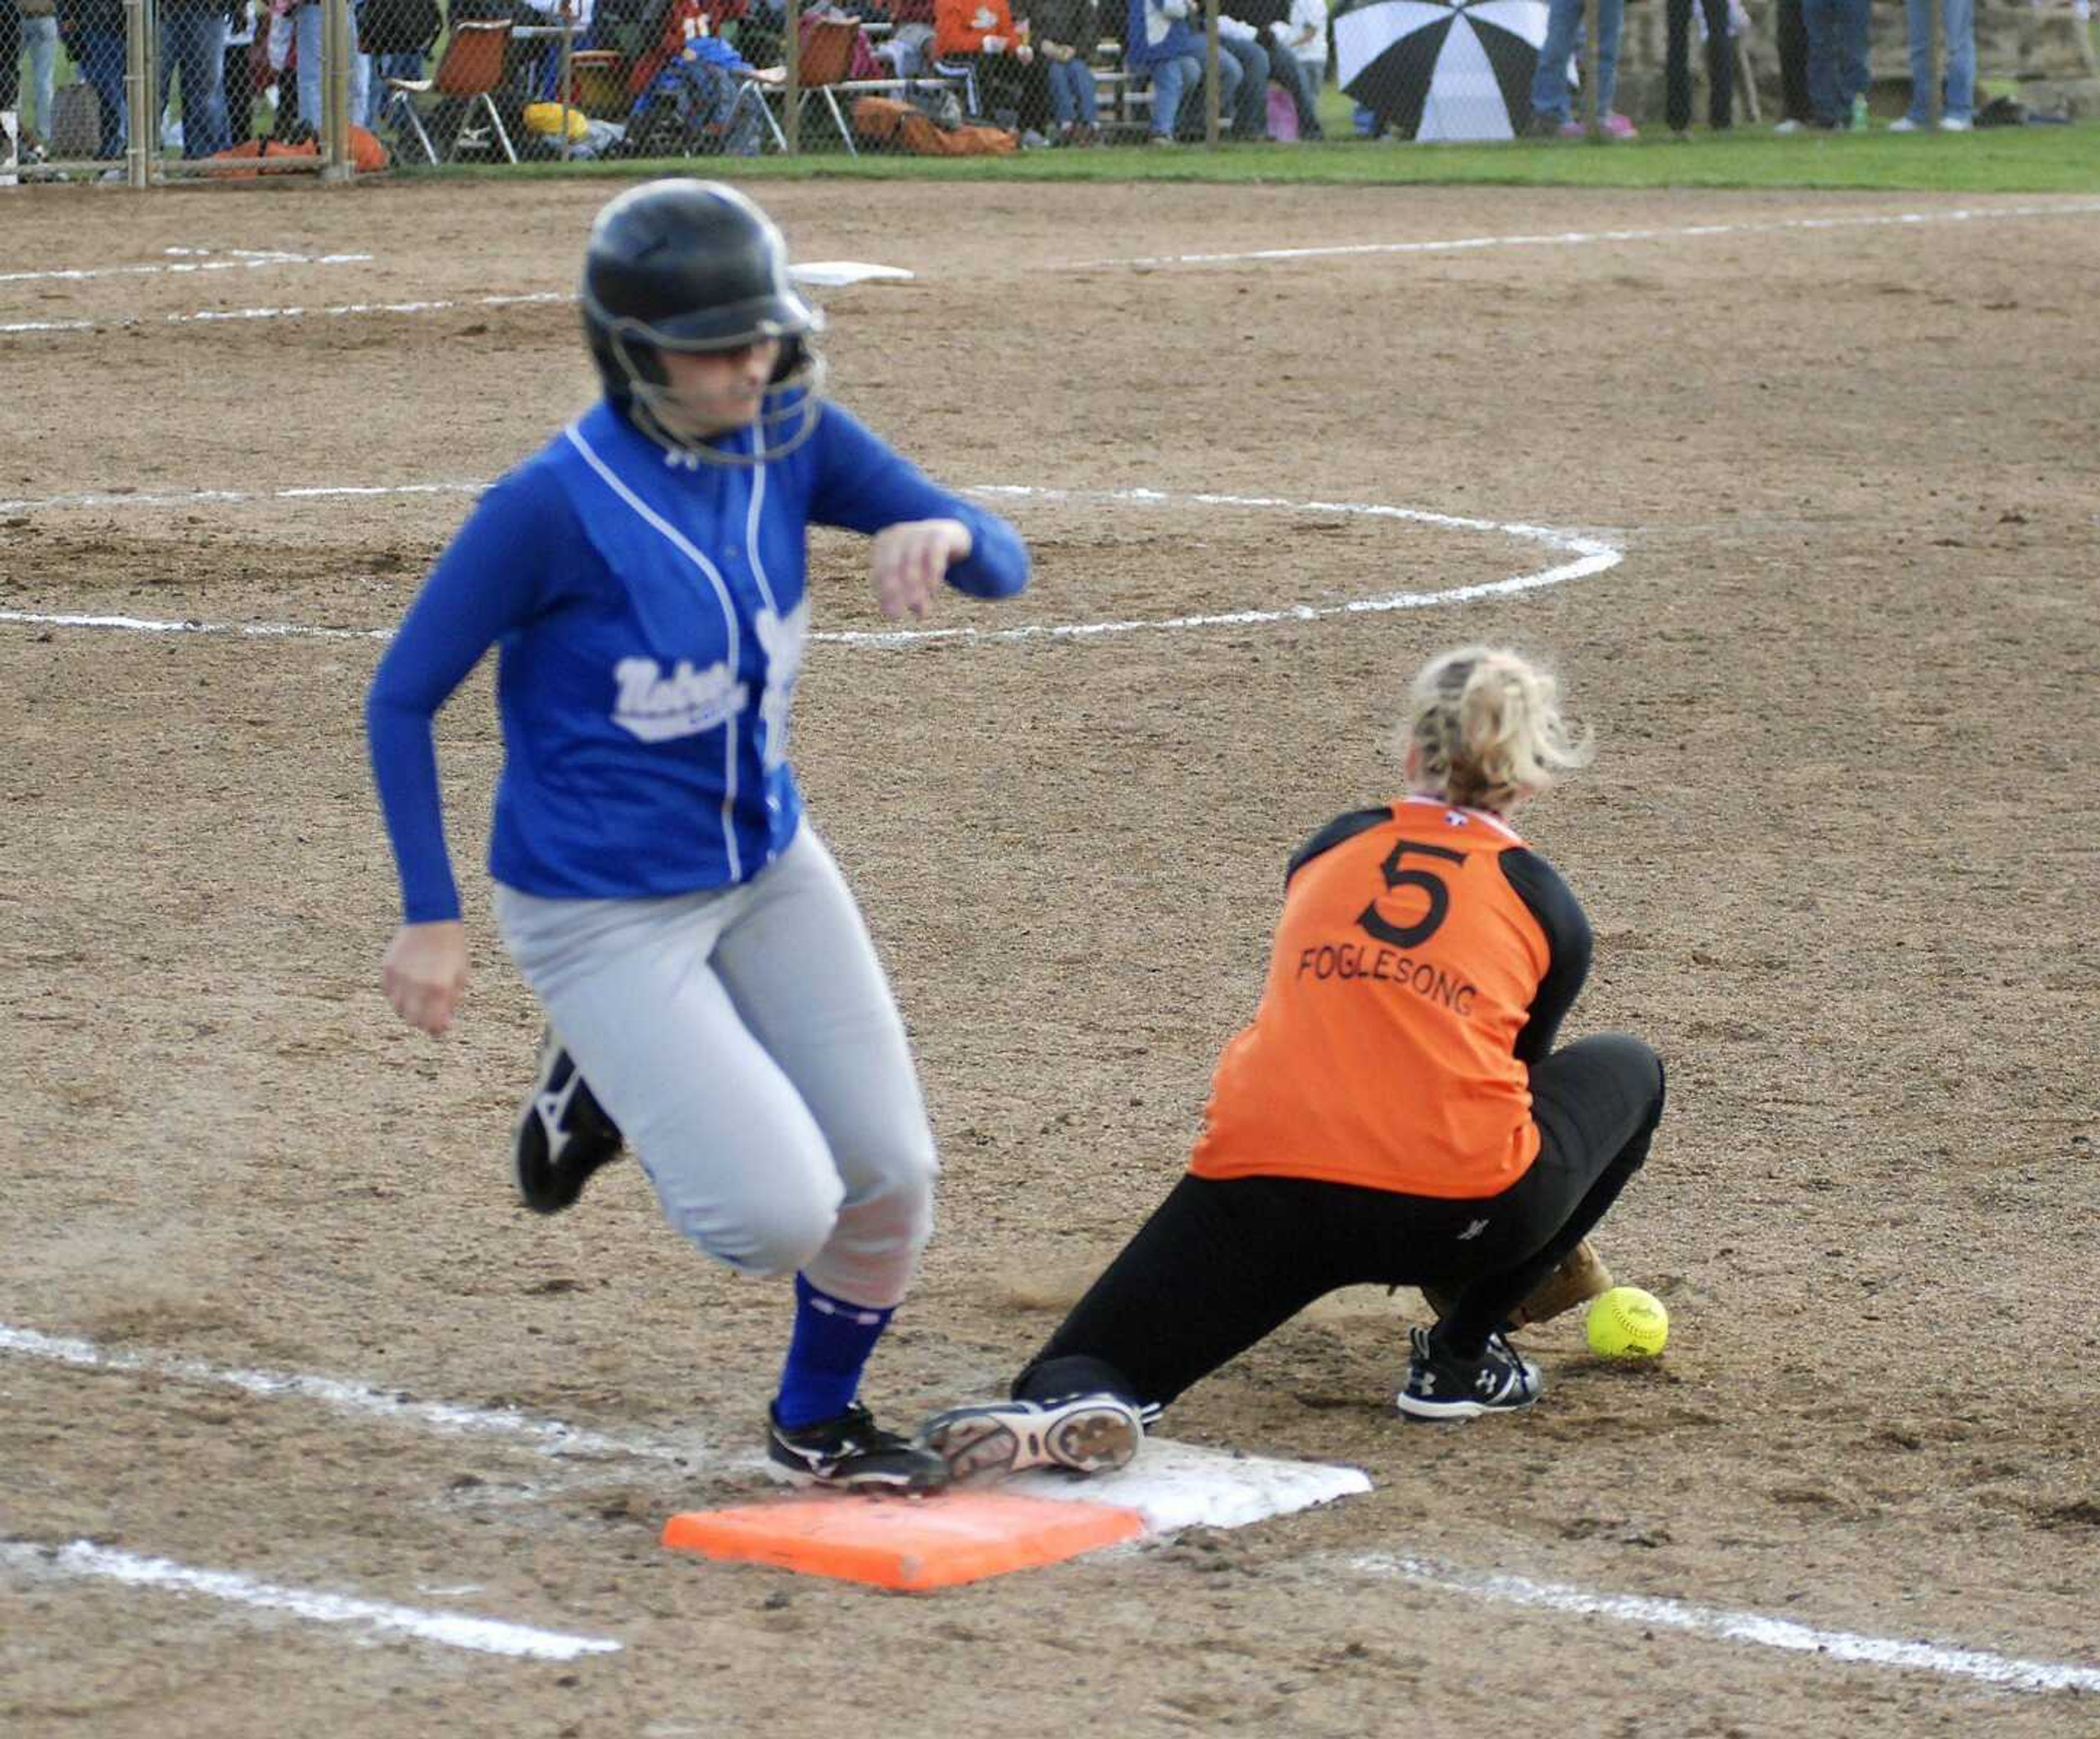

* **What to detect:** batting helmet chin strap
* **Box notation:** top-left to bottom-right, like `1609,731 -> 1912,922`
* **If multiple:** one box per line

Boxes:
604,328 -> 829,468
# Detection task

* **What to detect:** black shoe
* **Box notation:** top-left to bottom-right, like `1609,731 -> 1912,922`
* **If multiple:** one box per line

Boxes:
1395,1326 -> 1542,1420
918,1393 -> 1144,1481
514,1029 -> 625,1215
767,1402 -> 951,1494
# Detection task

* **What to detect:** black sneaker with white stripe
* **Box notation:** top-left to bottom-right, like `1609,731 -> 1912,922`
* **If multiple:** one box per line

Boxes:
1395,1326 -> 1542,1420
514,1029 -> 625,1215
766,1402 -> 951,1494
918,1394 -> 1145,1481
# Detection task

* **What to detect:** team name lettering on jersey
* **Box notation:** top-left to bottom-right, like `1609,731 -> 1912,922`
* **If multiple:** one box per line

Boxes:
754,599 -> 809,773
611,657 -> 750,743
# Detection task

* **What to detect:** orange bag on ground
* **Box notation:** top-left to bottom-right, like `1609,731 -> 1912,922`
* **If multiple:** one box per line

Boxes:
203,125 -> 390,176
850,95 -> 1014,156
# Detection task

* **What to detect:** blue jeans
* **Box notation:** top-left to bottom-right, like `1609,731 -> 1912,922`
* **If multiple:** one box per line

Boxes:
21,13 -> 59,139
74,26 -> 129,155
1902,0 -> 1973,122
1530,0 -> 1623,121
160,1 -> 231,157
1218,34 -> 1268,136
1801,0 -> 1869,125
1141,51 -> 1201,137
1045,56 -> 1098,126
295,0 -> 369,132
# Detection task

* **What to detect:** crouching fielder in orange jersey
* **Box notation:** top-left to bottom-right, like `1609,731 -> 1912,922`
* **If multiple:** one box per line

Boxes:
918,646 -> 1667,1479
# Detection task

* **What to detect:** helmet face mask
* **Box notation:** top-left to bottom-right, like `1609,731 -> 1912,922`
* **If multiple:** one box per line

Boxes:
581,179 -> 827,466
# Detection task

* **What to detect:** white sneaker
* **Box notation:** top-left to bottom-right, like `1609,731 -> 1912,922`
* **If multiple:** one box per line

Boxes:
1887,115 -> 1922,131
1772,117 -> 1806,134
918,1394 -> 1144,1480
1939,116 -> 1972,131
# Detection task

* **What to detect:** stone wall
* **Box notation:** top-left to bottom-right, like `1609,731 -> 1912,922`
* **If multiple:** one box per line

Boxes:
1610,2 -> 2100,123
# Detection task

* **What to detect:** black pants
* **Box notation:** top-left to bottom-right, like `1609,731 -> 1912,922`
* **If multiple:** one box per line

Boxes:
1776,0 -> 1810,123
1665,0 -> 1733,132
1017,1034 -> 1665,1411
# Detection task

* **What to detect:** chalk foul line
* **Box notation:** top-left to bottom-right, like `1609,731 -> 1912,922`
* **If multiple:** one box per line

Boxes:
6,1321 -> 2095,1692
0,1322 -> 697,1466
0,1540 -> 621,1662
1348,1553 -> 2100,1696
0,249 -> 374,288
1069,199 -> 2100,270
0,482 -> 1621,646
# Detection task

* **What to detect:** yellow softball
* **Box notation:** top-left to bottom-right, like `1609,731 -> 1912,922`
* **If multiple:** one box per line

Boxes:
1585,1286 -> 1669,1358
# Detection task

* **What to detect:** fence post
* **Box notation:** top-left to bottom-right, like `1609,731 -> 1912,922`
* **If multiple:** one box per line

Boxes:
786,0 -> 802,155
125,0 -> 153,185
1926,0 -> 1942,125
1581,0 -> 1599,136
1204,0 -> 1219,143
558,10 -> 577,160
320,0 -> 352,178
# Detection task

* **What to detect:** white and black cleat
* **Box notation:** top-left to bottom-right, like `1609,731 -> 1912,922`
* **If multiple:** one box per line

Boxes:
766,1402 -> 951,1495
918,1393 -> 1145,1481
1395,1326 -> 1542,1421
514,1028 -> 626,1215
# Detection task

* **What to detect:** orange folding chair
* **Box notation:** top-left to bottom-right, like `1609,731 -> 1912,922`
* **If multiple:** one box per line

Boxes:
384,19 -> 520,164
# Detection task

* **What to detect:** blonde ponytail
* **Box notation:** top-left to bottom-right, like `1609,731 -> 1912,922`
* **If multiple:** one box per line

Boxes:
1401,646 -> 1591,812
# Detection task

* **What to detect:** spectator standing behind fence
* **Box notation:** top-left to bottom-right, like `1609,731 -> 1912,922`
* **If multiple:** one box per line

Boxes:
1769,0 -> 1811,130
1662,0 -> 1732,135
160,0 -> 232,156
57,0 -> 129,156
225,0 -> 258,141
1527,0 -> 1635,138
1022,0 -> 1100,144
1801,0 -> 1867,127
295,0 -> 369,132
16,0 -> 59,155
1267,0 -> 1326,138
1123,0 -> 1203,143
1888,0 -> 1973,130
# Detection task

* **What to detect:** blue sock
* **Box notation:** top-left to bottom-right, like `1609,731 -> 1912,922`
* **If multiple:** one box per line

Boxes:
773,1273 -> 895,1431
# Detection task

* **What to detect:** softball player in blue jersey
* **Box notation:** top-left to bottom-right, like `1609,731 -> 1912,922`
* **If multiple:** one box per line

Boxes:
365,180 -> 1030,1493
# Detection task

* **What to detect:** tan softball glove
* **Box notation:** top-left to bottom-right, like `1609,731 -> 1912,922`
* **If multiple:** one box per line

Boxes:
1420,1238 -> 1614,1329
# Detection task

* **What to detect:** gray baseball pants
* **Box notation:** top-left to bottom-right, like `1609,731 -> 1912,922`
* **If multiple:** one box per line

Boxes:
493,825 -> 937,1309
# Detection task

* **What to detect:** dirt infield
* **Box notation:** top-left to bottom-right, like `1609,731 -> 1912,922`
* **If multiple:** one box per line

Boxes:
2,178 -> 2096,1737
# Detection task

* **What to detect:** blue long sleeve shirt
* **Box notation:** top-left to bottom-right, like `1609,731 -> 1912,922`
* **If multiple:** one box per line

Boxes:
366,396 -> 1028,924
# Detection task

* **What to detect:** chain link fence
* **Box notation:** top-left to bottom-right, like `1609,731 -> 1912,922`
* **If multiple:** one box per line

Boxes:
11,0 -> 2070,178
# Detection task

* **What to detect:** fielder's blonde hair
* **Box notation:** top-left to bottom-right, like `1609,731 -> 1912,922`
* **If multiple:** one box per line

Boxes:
1401,646 -> 1592,813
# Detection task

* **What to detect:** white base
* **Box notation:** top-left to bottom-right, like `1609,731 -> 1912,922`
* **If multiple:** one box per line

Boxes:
789,260 -> 916,288
1008,1436 -> 1372,1533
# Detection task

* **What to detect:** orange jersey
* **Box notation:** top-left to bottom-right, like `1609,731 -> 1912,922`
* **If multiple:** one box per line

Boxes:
1189,797 -> 1565,1199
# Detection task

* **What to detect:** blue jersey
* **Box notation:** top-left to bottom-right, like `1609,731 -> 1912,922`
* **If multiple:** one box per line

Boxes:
366,396 -> 1028,923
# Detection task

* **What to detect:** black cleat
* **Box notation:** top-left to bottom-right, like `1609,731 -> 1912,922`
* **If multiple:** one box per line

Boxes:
766,1402 -> 951,1495
918,1394 -> 1144,1481
514,1029 -> 625,1215
1395,1326 -> 1542,1421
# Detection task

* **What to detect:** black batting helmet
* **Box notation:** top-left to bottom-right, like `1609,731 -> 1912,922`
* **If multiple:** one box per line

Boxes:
580,180 -> 825,462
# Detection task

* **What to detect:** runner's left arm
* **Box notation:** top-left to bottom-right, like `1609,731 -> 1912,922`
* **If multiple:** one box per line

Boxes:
808,401 -> 1029,599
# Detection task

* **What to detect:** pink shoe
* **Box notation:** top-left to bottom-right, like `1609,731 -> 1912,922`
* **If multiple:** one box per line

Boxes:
1599,111 -> 1638,139
1556,119 -> 1585,138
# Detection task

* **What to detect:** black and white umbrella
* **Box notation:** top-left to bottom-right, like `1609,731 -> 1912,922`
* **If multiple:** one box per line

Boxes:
1334,0 -> 1551,142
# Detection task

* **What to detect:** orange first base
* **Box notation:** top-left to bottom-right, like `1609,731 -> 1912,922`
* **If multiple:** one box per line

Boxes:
662,1490 -> 1148,1591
